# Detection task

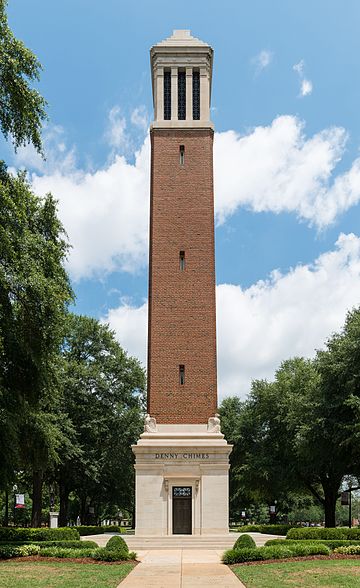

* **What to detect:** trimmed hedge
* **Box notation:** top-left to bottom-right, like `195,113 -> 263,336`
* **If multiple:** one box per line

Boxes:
265,538 -> 360,549
0,527 -> 79,542
74,525 -> 123,536
0,544 -> 40,559
233,534 -> 256,550
237,524 -> 293,536
106,535 -> 128,552
40,547 -> 95,558
222,543 -> 330,564
334,545 -> 360,555
0,540 -> 97,549
287,527 -> 360,541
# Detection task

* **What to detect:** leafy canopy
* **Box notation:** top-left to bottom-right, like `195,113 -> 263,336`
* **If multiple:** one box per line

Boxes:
0,0 -> 47,152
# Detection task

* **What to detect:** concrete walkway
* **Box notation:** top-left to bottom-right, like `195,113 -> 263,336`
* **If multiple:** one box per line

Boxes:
119,549 -> 245,587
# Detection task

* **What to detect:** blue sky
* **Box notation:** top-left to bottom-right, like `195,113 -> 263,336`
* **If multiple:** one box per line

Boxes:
4,0 -> 360,398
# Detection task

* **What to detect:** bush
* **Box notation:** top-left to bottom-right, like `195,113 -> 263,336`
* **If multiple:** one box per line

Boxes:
266,538 -> 360,549
287,527 -> 360,541
92,547 -> 130,562
237,524 -> 293,535
0,540 -> 97,548
40,547 -> 95,558
0,544 -> 40,559
74,525 -> 122,536
106,535 -> 128,552
334,545 -> 360,555
222,543 -> 330,564
0,527 -> 79,542
233,534 -> 256,550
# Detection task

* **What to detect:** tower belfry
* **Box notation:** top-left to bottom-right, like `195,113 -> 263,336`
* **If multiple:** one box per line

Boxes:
132,30 -> 232,537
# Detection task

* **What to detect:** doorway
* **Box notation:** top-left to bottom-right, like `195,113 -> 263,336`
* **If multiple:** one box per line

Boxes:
172,486 -> 192,534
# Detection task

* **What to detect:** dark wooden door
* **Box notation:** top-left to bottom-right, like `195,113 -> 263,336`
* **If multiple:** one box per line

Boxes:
172,487 -> 192,534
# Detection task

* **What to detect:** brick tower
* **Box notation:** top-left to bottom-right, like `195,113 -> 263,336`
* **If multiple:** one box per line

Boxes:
132,30 -> 232,537
147,31 -> 217,424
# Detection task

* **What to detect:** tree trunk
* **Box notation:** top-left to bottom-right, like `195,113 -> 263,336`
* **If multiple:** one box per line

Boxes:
322,479 -> 340,528
31,469 -> 43,527
324,491 -> 337,527
59,479 -> 69,527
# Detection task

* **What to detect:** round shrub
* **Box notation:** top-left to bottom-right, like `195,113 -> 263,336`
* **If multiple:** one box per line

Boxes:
106,535 -> 128,552
17,544 -> 40,556
233,534 -> 256,550
93,547 -> 129,562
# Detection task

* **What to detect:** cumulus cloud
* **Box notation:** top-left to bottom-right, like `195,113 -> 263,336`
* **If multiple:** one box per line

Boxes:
18,114 -> 360,280
104,234 -> 360,400
293,59 -> 313,97
214,115 -> 360,227
31,137 -> 150,280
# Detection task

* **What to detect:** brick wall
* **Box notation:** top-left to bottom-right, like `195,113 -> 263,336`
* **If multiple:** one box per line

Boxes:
147,128 -> 218,423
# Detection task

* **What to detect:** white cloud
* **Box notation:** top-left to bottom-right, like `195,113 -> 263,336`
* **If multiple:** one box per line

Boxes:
31,137 -> 150,280
104,234 -> 360,400
214,115 -> 360,227
293,59 -> 313,97
18,114 -> 360,279
103,300 -> 148,365
252,49 -> 273,73
131,106 -> 149,131
105,106 -> 129,151
301,79 -> 313,97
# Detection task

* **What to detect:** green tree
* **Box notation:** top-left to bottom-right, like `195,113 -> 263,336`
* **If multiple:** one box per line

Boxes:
57,314 -> 145,526
0,163 -> 73,525
223,355 -> 356,527
0,0 -> 47,153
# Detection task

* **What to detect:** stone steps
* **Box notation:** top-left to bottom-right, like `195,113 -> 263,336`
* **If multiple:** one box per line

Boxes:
124,534 -> 240,550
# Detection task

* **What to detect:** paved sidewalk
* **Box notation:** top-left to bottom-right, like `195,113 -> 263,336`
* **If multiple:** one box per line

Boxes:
119,549 -> 245,587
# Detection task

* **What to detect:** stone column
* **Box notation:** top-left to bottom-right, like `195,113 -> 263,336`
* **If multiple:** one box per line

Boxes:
171,67 -> 178,121
155,66 -> 164,122
200,66 -> 210,122
186,67 -> 193,121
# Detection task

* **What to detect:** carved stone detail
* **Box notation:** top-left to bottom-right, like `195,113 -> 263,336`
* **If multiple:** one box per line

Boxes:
144,413 -> 158,433
207,413 -> 221,433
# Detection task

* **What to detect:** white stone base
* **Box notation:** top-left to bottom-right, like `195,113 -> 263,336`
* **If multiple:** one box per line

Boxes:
132,424 -> 232,536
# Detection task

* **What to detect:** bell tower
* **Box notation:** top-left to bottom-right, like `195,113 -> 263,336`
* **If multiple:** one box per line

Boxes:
148,30 -> 216,423
132,31 -> 232,537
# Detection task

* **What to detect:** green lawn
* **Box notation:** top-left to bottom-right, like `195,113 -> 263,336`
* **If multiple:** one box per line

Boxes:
233,559 -> 360,587
0,561 -> 135,587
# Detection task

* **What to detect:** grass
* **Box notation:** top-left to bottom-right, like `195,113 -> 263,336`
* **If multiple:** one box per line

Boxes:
233,559 -> 360,587
0,561 -> 135,587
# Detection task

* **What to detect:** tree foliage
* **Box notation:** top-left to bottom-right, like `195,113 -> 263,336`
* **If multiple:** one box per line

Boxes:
221,309 -> 360,527
57,314 -> 145,526
0,0 -> 47,153
0,163 -> 73,522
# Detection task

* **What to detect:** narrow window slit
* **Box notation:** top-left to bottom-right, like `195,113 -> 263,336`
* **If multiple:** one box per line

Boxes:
179,365 -> 185,385
179,250 -> 185,270
179,145 -> 185,165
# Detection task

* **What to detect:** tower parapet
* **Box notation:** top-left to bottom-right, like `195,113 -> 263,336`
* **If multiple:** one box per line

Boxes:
150,30 -> 213,128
